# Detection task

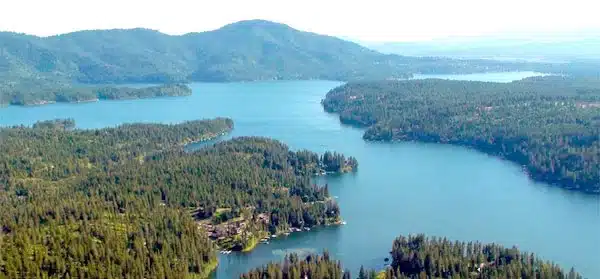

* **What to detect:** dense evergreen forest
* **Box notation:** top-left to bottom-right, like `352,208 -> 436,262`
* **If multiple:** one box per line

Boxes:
0,118 -> 357,278
0,19 -> 572,88
0,83 -> 191,106
4,19 -> 599,106
240,234 -> 580,279
322,76 -> 600,193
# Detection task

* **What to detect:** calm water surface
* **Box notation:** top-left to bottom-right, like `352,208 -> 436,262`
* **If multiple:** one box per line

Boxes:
0,72 -> 598,278
412,71 -> 549,82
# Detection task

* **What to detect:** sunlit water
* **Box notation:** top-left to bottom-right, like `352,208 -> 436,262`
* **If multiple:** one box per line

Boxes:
0,72 -> 598,278
412,71 -> 550,82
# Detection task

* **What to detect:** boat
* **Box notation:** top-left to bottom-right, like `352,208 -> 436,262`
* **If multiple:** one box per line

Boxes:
341,221 -> 347,225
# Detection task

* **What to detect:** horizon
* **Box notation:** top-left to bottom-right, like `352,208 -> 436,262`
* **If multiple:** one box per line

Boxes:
2,0 -> 599,42
3,18 -> 600,44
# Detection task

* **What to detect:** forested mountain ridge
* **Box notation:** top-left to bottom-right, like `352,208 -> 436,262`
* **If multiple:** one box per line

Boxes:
0,19 -> 553,86
240,234 -> 581,279
0,119 -> 357,278
322,76 -> 600,193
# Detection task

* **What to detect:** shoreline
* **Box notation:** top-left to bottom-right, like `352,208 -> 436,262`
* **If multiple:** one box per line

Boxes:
224,218 -> 347,253
369,136 -> 600,195
327,113 -> 599,195
181,131 -> 230,146
2,94 -> 192,109
198,258 -> 219,278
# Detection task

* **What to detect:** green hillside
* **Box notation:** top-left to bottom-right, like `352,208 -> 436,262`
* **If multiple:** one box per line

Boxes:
0,20 -> 544,85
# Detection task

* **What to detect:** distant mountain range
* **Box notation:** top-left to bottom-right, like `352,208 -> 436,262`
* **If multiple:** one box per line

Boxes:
364,31 -> 600,62
0,20 -> 553,85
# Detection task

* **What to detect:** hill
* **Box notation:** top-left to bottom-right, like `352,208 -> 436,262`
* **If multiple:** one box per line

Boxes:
0,20 -> 548,85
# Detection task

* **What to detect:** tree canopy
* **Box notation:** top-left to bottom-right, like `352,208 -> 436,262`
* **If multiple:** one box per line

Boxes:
323,76 -> 600,193
0,83 -> 191,106
240,234 -> 581,279
0,118 -> 357,278
0,19 -> 575,87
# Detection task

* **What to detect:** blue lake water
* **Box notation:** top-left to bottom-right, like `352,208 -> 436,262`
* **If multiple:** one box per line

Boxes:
0,72 -> 598,278
412,71 -> 549,82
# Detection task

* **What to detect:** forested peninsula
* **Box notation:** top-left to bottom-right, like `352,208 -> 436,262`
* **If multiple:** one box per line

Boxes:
323,76 -> 600,193
0,118 -> 359,278
0,83 -> 191,107
241,234 -> 581,279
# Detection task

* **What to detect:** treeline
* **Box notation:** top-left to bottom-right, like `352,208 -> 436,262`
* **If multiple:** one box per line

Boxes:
322,76 -> 600,193
0,119 -> 355,278
241,252 -> 350,279
0,83 -> 191,106
96,84 -> 191,100
240,234 -> 580,278
387,234 -> 580,279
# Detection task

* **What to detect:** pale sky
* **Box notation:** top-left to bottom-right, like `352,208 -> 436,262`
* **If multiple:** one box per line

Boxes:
1,0 -> 599,41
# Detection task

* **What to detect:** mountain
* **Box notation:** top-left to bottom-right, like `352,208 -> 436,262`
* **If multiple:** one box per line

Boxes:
0,20 -> 406,83
0,20 -> 547,85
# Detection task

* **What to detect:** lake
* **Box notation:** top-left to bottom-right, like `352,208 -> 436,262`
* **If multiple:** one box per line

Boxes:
0,72 -> 598,278
411,71 -> 550,82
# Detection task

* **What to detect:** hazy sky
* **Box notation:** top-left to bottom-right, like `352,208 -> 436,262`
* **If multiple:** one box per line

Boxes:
1,0 -> 598,41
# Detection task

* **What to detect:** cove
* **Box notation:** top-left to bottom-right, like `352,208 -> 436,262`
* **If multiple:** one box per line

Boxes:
0,72 -> 598,278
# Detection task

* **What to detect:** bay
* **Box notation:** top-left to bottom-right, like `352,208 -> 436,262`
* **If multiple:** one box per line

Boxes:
0,72 -> 598,278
